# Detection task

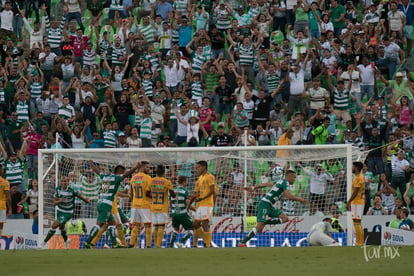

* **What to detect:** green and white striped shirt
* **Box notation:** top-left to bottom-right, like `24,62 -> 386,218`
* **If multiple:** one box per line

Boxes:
103,130 -> 117,148
16,100 -> 29,122
142,79 -> 153,97
45,14 -> 66,49
30,81 -> 42,100
172,186 -> 189,214
191,52 -> 207,74
140,116 -> 153,139
333,88 -> 350,110
58,104 -> 75,120
191,81 -> 203,98
98,173 -> 122,207
55,186 -> 79,213
79,175 -> 101,202
238,43 -> 254,66
139,24 -> 156,44
5,158 -> 24,185
169,98 -> 183,121
266,71 -> 280,92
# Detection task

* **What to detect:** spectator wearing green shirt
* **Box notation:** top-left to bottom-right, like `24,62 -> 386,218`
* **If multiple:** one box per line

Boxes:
311,117 -> 330,144
330,0 -> 345,36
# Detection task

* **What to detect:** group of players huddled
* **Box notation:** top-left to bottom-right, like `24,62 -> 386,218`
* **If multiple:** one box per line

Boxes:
43,160 -> 217,248
42,159 -> 367,248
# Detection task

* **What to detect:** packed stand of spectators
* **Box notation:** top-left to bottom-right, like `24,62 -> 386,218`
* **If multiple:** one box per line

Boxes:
1,0 -> 414,218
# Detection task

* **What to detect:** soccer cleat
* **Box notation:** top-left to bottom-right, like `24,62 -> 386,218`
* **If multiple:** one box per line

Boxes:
103,243 -> 110,249
113,244 -> 125,249
64,239 -> 71,249
238,243 -> 247,247
175,242 -> 184,248
128,244 -> 135,248
40,242 -> 48,249
84,242 -> 94,249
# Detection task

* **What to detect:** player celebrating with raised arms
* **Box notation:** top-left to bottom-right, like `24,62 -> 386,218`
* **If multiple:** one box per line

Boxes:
148,165 -> 176,247
169,176 -> 196,248
346,161 -> 365,246
239,167 -> 306,247
84,161 -> 140,248
191,160 -> 216,248
129,161 -> 153,248
307,217 -> 341,246
43,176 -> 90,249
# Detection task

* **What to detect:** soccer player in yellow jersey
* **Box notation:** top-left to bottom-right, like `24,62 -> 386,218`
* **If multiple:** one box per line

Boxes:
192,160 -> 216,247
0,165 -> 11,236
148,165 -> 176,247
129,161 -> 152,248
347,161 -> 365,246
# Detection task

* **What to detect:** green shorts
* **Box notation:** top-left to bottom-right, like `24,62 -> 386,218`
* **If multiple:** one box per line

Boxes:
97,202 -> 115,224
256,201 -> 283,223
56,211 -> 73,225
171,213 -> 193,230
118,207 -> 128,224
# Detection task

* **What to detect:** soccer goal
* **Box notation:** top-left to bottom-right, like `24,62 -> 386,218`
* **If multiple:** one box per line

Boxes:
38,144 -> 360,248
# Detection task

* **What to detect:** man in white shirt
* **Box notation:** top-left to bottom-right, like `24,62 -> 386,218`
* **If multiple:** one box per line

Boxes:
357,57 -> 375,111
307,218 -> 341,246
383,36 -> 404,79
0,2 -> 17,43
39,44 -> 62,85
163,57 -> 180,92
302,163 -> 334,212
287,64 -> 306,119
391,150 -> 410,197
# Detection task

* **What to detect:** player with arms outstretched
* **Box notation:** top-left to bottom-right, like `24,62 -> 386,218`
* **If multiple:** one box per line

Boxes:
148,165 -> 176,247
84,161 -> 140,248
43,176 -> 90,249
346,161 -> 365,246
129,161 -> 153,248
239,168 -> 306,247
169,176 -> 196,248
307,217 -> 341,246
192,160 -> 216,248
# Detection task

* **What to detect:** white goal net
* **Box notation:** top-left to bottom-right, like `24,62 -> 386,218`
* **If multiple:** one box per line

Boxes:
38,144 -> 358,248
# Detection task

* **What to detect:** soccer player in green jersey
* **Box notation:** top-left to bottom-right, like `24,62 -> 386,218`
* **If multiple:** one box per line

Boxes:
84,160 -> 140,248
169,176 -> 196,248
239,169 -> 307,247
43,176 -> 90,249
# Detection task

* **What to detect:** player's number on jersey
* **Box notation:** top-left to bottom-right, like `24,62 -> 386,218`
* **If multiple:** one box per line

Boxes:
153,191 -> 165,205
133,186 -> 143,198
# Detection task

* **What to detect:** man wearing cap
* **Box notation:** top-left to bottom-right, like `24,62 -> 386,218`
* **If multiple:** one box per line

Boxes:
378,71 -> 413,104
228,5 -> 252,34
117,132 -> 128,148
307,218 -> 341,246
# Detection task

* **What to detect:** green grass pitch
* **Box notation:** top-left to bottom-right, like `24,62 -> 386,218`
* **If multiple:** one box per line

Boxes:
1,246 -> 413,276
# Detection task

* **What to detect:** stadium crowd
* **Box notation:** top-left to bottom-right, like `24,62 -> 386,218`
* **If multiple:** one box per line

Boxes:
0,0 -> 414,222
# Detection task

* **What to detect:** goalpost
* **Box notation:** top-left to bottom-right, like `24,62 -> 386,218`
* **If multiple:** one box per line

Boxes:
38,144 -> 359,248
